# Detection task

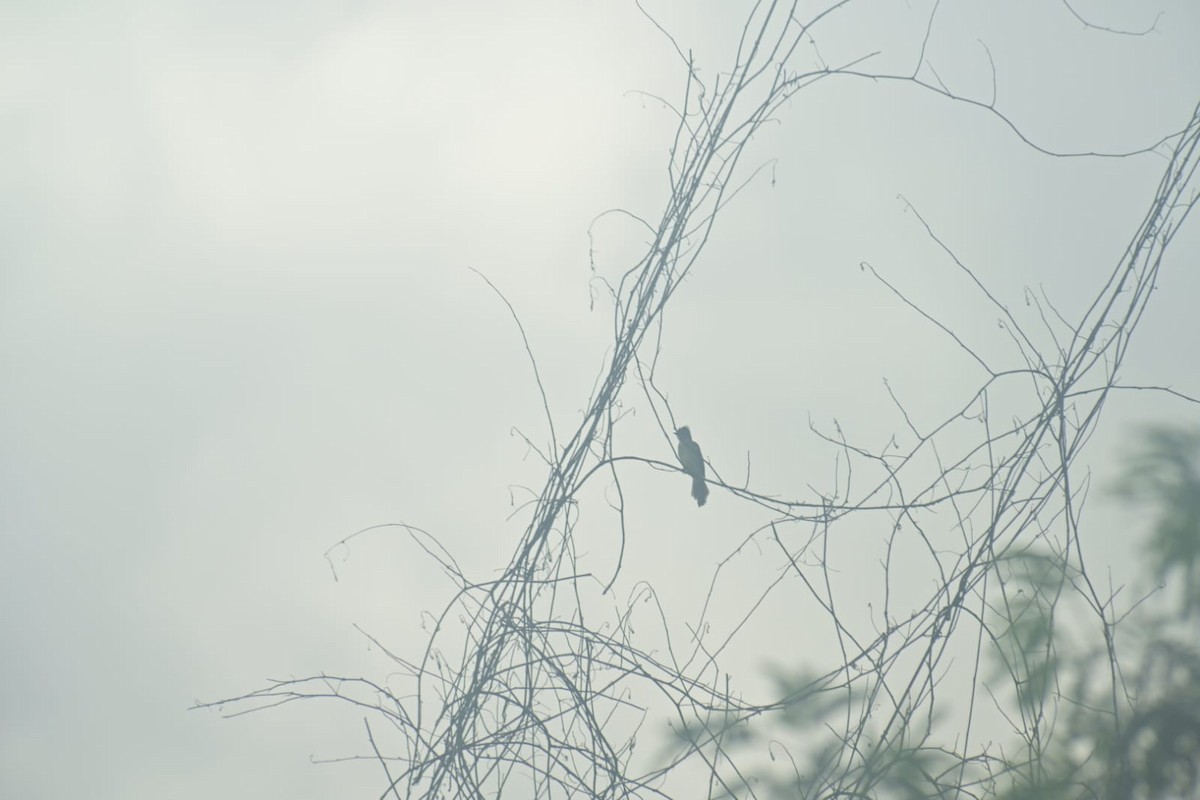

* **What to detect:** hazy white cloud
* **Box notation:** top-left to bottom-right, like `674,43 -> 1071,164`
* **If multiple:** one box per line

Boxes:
2,1 -> 1198,798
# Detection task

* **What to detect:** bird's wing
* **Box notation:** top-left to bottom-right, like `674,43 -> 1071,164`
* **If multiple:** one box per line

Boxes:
678,440 -> 705,477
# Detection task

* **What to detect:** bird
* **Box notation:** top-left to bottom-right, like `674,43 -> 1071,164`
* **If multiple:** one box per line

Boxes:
674,426 -> 709,507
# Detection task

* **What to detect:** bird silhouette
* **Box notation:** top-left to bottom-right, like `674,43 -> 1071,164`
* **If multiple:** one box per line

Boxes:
674,426 -> 709,507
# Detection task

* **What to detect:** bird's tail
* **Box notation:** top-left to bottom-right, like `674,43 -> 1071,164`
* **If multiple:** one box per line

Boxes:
691,476 -> 709,507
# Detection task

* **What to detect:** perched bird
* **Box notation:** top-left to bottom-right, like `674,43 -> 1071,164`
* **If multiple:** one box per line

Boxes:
674,426 -> 709,507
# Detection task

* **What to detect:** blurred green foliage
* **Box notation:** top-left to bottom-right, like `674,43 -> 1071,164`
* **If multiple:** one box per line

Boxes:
1113,425 -> 1200,618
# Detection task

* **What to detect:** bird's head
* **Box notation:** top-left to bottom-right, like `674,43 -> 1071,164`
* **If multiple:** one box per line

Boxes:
674,426 -> 692,441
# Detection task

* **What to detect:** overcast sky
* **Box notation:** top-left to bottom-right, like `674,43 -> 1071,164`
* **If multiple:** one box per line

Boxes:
2,2 -> 1199,798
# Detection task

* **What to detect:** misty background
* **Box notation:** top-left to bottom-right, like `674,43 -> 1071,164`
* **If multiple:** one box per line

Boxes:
2,2 -> 1198,798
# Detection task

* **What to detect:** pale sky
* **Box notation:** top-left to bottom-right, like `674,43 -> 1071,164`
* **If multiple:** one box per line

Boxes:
2,2 -> 1198,798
